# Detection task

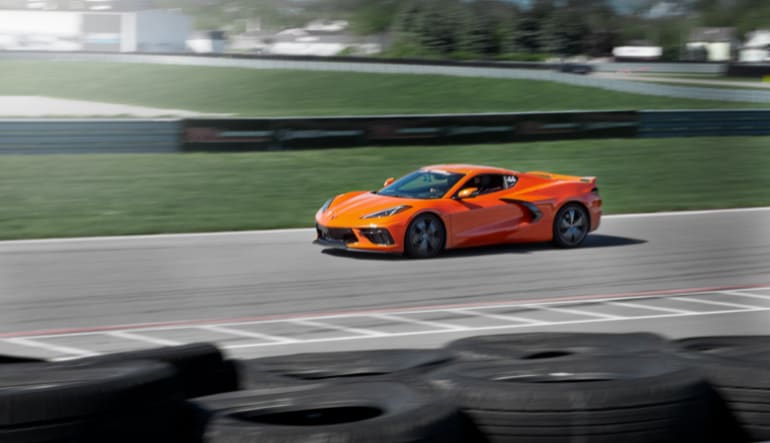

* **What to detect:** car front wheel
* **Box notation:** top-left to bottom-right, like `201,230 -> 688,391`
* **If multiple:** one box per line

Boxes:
405,214 -> 445,258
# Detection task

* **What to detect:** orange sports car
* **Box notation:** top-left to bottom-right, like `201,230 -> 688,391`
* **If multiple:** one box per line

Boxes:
314,164 -> 602,258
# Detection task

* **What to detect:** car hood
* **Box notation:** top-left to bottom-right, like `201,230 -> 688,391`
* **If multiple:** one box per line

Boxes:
326,192 -> 419,220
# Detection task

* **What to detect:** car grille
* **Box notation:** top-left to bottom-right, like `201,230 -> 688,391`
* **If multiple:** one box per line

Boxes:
316,224 -> 357,244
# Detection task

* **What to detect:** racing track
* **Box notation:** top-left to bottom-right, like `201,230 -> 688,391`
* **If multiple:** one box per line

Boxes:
0,207 -> 769,360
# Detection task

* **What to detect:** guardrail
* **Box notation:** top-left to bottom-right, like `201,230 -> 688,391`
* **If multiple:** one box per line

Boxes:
0,119 -> 180,154
639,110 -> 770,137
182,111 -> 638,151
2,109 -> 770,154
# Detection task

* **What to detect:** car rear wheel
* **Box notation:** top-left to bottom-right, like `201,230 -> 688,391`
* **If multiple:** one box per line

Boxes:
553,203 -> 589,248
405,214 -> 445,258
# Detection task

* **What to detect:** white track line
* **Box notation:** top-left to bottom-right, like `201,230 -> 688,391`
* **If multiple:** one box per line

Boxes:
288,319 -> 386,337
675,297 -> 762,311
3,207 -> 769,245
369,313 -> 469,331
4,337 -> 99,358
198,325 -> 298,344
535,305 -> 623,320
611,302 -> 695,315
107,331 -> 181,346
224,306 -> 770,350
448,308 -> 544,325
721,290 -> 770,301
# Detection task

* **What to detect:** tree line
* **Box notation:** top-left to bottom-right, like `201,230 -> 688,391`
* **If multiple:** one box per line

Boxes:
145,0 -> 770,60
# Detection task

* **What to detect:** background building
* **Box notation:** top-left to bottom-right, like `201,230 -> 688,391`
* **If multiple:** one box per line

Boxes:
0,8 -> 190,52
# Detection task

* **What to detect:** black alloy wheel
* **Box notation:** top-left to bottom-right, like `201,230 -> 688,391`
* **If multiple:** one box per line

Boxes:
553,203 -> 589,248
405,214 -> 445,258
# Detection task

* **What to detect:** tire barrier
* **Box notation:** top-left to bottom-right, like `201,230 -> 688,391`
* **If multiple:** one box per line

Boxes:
72,342 -> 239,398
1,332 -> 769,442
676,336 -> 770,442
192,382 -> 466,443
239,348 -> 453,382
0,360 -> 184,443
445,331 -> 670,361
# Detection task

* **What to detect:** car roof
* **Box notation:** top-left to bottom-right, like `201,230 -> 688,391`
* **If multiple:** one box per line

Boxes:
422,164 -> 517,175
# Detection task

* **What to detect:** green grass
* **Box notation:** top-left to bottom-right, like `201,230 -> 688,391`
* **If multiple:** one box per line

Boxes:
1,61 -> 769,116
1,137 -> 769,240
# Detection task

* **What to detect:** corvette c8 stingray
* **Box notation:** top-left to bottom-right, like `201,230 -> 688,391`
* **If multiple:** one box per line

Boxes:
314,164 -> 601,258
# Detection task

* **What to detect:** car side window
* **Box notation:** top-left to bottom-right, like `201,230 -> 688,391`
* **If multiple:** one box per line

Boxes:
469,174 -> 506,195
504,175 -> 518,189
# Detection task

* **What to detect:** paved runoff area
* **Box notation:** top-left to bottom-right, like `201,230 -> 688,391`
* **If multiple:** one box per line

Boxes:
0,96 -> 223,117
2,284 -> 769,361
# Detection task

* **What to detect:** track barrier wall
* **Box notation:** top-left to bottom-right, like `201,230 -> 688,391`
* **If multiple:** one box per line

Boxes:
2,109 -> 770,154
0,119 -> 181,154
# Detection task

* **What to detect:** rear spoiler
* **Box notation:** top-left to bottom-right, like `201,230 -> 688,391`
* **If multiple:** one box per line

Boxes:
526,171 -> 596,185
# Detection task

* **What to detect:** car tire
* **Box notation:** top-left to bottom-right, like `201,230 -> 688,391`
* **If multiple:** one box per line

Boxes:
0,360 -> 184,443
239,348 -> 452,383
0,354 -> 45,364
427,355 -> 736,443
405,213 -> 445,258
72,342 -> 237,398
446,332 -> 670,362
676,336 -> 770,441
552,202 -> 590,248
193,381 -> 466,443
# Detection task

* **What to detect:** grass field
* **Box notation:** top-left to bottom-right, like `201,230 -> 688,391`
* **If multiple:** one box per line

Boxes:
1,137 -> 768,240
1,61 -> 769,116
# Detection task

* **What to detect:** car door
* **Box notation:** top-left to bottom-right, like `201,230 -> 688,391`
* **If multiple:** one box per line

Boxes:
448,174 -> 527,247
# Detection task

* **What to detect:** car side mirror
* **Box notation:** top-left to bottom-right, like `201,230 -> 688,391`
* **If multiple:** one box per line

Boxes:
383,177 -> 395,187
457,187 -> 479,199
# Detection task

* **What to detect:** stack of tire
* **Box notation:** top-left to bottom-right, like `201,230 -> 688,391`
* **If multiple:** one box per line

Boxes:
1,332 -> 769,443
675,336 -> 770,443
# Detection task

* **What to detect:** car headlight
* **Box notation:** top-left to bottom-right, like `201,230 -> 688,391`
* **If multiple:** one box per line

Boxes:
361,205 -> 411,219
319,197 -> 335,213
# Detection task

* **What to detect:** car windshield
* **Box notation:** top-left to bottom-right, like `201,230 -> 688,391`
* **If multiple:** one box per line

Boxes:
376,170 -> 464,199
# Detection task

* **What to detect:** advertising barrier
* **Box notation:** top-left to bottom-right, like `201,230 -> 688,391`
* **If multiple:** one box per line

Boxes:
182,111 -> 639,151
4,109 -> 770,154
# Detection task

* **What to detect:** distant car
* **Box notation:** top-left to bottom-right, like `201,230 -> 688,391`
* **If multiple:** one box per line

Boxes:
314,164 -> 602,258
559,62 -> 594,75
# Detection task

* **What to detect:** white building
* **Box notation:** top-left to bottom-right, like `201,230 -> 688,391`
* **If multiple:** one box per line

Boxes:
739,30 -> 770,63
686,27 -> 737,62
227,19 -> 382,56
187,30 -> 226,54
0,9 -> 190,52
612,44 -> 663,61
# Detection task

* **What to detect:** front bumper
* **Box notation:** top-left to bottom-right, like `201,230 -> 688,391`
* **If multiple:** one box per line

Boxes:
314,223 -> 404,253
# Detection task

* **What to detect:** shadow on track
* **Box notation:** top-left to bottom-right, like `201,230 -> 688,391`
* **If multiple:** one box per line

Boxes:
320,234 -> 646,261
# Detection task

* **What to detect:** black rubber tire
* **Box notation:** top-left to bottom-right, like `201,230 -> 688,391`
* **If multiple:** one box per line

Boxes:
446,332 -> 670,362
426,354 -> 737,443
0,360 -> 178,425
674,336 -> 770,441
0,354 -> 45,364
193,381 -> 466,443
676,335 -> 770,361
0,360 -> 185,443
552,202 -> 590,248
73,342 -> 237,398
240,348 -> 453,382
404,213 -> 446,258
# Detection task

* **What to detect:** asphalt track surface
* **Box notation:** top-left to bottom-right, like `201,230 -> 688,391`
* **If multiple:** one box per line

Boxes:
1,207 -> 769,360
3,52 -> 768,103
